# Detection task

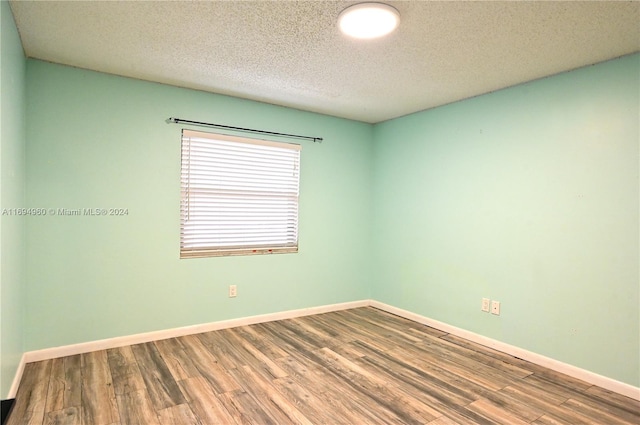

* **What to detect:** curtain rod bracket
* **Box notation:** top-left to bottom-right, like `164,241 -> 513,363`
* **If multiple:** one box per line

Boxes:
166,117 -> 322,143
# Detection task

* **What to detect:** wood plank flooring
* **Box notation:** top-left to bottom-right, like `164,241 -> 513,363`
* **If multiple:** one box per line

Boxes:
6,307 -> 640,424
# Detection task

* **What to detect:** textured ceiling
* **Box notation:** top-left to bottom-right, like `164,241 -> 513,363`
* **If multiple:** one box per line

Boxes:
9,1 -> 640,123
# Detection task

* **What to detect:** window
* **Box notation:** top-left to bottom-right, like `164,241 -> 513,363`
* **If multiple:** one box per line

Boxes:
180,130 -> 301,258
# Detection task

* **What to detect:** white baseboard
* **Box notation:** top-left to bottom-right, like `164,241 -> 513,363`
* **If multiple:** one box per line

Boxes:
370,300 -> 640,401
23,300 -> 369,364
7,354 -> 26,398
10,298 -> 639,402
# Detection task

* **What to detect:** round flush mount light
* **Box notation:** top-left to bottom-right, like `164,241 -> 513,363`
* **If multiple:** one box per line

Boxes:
338,3 -> 400,39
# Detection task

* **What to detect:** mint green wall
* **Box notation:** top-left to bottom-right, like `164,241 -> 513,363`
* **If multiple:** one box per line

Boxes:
372,54 -> 639,386
25,60 -> 373,351
0,0 -> 27,398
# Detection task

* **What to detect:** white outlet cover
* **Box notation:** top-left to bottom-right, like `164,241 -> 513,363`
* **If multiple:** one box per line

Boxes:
491,300 -> 500,315
481,298 -> 490,312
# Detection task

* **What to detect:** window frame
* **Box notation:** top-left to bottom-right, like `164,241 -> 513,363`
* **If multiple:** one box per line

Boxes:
180,129 -> 301,259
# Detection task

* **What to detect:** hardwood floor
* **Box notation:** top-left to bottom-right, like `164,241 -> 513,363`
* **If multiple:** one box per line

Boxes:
6,307 -> 640,424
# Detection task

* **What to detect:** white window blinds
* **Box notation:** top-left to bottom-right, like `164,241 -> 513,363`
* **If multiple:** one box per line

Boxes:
180,129 -> 301,258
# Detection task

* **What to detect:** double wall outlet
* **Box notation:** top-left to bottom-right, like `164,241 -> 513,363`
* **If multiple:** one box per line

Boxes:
481,298 -> 490,312
482,298 -> 500,315
229,285 -> 237,298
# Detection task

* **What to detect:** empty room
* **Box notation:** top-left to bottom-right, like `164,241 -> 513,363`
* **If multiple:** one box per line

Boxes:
1,1 -> 639,424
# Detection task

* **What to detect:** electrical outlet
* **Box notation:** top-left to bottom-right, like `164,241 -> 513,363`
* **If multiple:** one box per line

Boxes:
481,298 -> 490,313
491,300 -> 500,315
229,285 -> 237,298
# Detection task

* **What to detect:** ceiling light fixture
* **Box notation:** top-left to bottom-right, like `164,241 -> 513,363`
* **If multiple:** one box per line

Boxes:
338,3 -> 400,39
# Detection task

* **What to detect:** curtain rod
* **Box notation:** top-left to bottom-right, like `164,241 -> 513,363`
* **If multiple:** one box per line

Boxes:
166,117 -> 323,143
